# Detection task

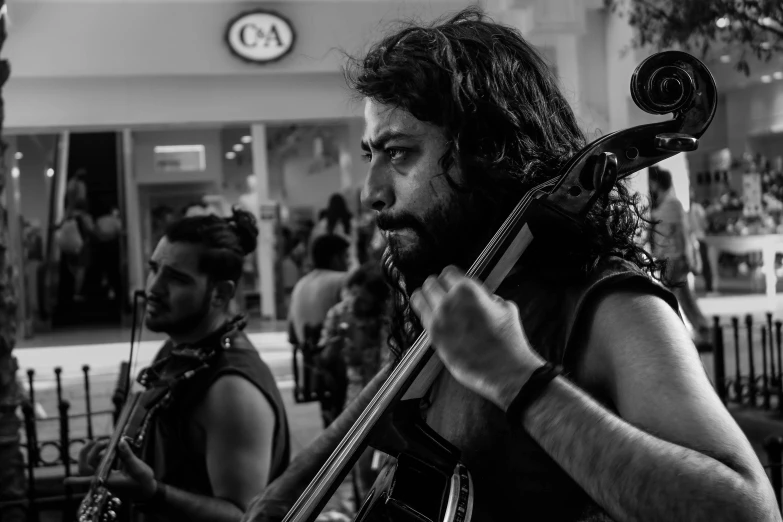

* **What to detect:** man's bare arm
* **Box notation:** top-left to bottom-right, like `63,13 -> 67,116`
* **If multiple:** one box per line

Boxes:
517,292 -> 779,522
154,375 -> 277,522
243,363 -> 394,522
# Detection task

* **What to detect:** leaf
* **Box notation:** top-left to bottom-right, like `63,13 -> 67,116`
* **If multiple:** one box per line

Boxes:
612,0 -> 783,76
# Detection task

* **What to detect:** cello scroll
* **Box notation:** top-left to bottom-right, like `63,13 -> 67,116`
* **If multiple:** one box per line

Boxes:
538,50 -> 717,229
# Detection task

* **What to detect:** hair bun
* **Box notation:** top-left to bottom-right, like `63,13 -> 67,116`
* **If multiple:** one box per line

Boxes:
227,207 -> 259,256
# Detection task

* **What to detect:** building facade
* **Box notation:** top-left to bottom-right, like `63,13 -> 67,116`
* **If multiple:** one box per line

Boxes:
5,0 -> 662,324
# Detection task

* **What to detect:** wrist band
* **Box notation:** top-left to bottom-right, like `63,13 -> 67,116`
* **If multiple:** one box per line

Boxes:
505,362 -> 563,424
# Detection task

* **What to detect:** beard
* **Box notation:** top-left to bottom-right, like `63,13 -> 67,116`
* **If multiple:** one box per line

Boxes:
377,192 -> 493,293
377,192 -> 498,356
144,290 -> 212,337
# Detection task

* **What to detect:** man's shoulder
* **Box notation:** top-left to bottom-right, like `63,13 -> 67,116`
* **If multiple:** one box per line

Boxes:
216,333 -> 270,372
201,338 -> 280,410
319,269 -> 349,283
197,373 -> 277,430
302,269 -> 348,290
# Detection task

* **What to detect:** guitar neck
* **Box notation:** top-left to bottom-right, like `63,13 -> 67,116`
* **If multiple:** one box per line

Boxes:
94,391 -> 142,482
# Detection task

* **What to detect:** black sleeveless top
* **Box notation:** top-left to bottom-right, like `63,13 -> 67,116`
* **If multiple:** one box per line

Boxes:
140,327 -> 291,521
423,257 -> 680,522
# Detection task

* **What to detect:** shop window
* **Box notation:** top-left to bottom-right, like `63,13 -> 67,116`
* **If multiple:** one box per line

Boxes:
153,145 -> 206,173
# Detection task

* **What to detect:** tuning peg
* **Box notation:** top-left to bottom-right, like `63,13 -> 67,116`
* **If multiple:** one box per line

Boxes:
580,152 -> 618,193
654,133 -> 698,152
110,497 -> 122,508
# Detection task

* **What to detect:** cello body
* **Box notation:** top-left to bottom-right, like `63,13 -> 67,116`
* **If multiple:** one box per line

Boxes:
355,400 -> 473,522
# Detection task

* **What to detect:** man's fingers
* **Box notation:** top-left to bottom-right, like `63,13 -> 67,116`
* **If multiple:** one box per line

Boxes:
439,265 -> 466,290
86,439 -> 109,468
421,275 -> 448,308
78,440 -> 96,472
117,439 -> 143,478
409,289 -> 432,327
78,439 -> 108,475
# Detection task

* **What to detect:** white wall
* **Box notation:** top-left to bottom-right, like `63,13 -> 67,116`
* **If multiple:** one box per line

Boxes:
4,0 -> 475,131
574,8 -> 609,139
5,1 -> 470,79
726,81 -> 783,158
6,73 -> 360,131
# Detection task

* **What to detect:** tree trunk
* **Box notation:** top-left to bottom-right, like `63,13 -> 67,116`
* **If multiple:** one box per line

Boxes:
0,3 -> 25,520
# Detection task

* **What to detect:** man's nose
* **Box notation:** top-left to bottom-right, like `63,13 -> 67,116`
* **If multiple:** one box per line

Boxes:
361,163 -> 394,212
145,273 -> 165,297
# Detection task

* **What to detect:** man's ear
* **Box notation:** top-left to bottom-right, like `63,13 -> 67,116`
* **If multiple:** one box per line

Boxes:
211,281 -> 237,308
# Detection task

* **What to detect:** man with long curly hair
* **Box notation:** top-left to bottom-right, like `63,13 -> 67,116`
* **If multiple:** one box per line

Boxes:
244,7 -> 778,522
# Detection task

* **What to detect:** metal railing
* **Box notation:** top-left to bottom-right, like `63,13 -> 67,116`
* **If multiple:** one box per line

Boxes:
0,363 -> 126,522
6,313 -> 783,518
711,313 -> 782,412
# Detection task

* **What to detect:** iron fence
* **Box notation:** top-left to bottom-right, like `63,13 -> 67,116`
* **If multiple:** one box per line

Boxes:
710,313 -> 783,512
711,313 -> 783,412
6,315 -> 783,519
0,362 -> 125,522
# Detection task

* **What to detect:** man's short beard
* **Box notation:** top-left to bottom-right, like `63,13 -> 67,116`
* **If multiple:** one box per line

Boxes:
145,287 -> 213,338
382,195 -> 490,293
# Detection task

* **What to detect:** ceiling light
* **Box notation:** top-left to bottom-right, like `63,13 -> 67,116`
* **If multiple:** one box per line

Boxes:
14,152 -> 22,160
46,168 -> 54,178
762,75 -> 772,83
774,72 -> 783,80
720,55 -> 731,63
241,135 -> 252,144
11,167 -> 19,179
761,42 -> 772,50
226,152 -> 236,160
233,144 -> 244,152
716,17 -> 729,29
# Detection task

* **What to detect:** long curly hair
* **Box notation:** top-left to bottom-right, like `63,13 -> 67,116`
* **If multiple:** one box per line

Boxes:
344,7 -> 662,358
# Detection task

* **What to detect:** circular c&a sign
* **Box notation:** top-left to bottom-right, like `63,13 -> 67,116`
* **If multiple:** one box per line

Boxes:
225,9 -> 296,65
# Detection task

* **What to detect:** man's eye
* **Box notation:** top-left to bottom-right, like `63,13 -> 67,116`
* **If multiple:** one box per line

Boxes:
386,148 -> 407,161
361,152 -> 372,163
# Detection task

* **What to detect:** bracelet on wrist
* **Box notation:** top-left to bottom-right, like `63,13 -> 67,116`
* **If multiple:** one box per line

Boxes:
505,362 -> 562,424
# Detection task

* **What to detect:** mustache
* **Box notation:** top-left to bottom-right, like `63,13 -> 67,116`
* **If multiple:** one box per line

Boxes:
146,294 -> 167,309
376,212 -> 426,232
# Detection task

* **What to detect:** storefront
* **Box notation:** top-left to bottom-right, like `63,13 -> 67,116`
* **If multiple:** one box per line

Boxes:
3,0 -> 650,330
677,55 -> 783,299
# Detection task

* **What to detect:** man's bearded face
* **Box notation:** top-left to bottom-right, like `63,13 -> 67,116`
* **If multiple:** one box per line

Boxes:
360,100 -> 490,290
144,238 -> 213,336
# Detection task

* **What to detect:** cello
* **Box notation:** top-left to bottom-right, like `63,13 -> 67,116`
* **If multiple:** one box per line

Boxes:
259,49 -> 718,522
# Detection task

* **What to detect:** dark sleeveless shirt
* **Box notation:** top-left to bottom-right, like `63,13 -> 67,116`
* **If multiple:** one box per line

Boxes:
423,257 -> 680,522
140,329 -> 291,522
